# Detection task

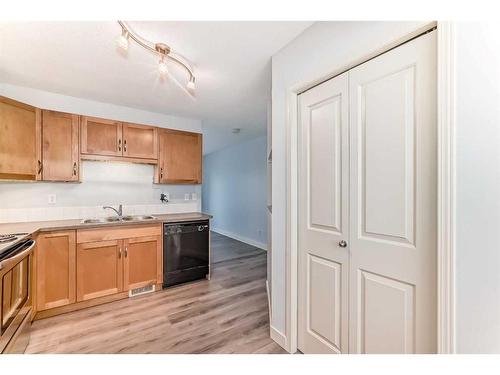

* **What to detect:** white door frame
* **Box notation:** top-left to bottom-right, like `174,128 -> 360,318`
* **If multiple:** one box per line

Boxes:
284,21 -> 456,354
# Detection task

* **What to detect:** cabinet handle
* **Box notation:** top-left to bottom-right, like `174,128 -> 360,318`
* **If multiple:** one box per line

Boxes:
118,248 -> 122,258
124,246 -> 128,258
73,162 -> 77,176
118,139 -> 121,152
160,167 -> 163,180
37,160 -> 42,175
124,139 -> 127,152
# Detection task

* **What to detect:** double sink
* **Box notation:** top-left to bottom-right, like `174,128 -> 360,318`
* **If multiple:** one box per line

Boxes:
81,215 -> 157,224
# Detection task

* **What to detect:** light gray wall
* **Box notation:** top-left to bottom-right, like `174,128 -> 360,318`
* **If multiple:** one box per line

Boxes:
271,21 -> 429,337
0,83 -> 202,222
455,21 -> 500,353
202,136 -> 268,249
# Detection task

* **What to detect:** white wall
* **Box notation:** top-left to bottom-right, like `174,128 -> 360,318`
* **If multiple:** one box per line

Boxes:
271,21 -> 430,340
0,83 -> 203,223
202,136 -> 268,249
455,22 -> 500,353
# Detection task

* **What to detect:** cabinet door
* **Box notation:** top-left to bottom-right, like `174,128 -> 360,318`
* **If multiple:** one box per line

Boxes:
123,235 -> 162,291
158,129 -> 202,184
80,116 -> 122,156
42,110 -> 79,181
76,240 -> 123,302
36,231 -> 76,311
122,123 -> 158,160
0,96 -> 41,180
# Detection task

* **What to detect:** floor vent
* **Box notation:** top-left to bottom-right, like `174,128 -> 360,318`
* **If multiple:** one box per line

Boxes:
129,284 -> 155,298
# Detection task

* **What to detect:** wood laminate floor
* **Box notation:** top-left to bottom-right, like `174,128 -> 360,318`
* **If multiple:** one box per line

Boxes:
26,231 -> 286,354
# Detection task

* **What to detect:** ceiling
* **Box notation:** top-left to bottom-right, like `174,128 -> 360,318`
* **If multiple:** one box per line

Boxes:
0,21 -> 312,154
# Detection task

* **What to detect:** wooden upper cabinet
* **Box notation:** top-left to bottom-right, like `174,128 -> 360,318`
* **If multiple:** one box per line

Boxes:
42,110 -> 79,182
158,129 -> 202,184
123,235 -> 162,291
36,231 -> 76,311
80,116 -> 122,156
0,96 -> 41,180
122,122 -> 158,160
76,240 -> 123,302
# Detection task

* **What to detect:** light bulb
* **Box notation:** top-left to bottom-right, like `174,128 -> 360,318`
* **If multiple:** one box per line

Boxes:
158,59 -> 168,75
186,77 -> 195,91
116,31 -> 129,50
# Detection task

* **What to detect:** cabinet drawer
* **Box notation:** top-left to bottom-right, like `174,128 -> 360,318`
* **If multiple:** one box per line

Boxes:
77,224 -> 161,244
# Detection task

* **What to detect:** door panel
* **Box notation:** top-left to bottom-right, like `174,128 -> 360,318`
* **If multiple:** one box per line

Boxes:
76,240 -> 123,301
42,110 -> 79,181
362,67 -> 415,243
80,116 -> 122,156
358,270 -> 415,354
307,255 -> 341,350
0,96 -> 41,180
123,235 -> 162,291
122,123 -> 158,160
36,231 -> 76,311
158,129 -> 202,184
349,31 -> 437,353
298,72 -> 349,354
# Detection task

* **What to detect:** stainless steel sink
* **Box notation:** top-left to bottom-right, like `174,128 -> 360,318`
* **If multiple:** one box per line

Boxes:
131,215 -> 156,221
81,215 -> 157,224
105,217 -> 121,222
121,215 -> 157,221
81,218 -> 105,224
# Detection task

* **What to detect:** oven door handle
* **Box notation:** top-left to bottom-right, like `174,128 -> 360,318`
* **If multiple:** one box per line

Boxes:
0,240 -> 35,273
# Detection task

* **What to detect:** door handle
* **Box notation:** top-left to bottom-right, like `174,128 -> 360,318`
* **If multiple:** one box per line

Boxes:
118,139 -> 122,152
73,162 -> 77,176
124,246 -> 128,258
339,240 -> 348,248
118,248 -> 122,258
123,139 -> 127,152
37,160 -> 43,175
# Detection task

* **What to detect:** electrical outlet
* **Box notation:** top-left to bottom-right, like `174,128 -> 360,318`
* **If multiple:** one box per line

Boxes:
191,193 -> 197,200
184,193 -> 190,201
48,194 -> 56,205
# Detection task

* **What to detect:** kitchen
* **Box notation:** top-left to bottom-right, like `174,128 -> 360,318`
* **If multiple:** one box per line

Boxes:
0,96 -> 214,352
2,8 -> 500,374
0,19 -> 298,355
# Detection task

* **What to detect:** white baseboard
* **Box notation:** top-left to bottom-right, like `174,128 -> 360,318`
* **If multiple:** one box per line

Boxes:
270,325 -> 288,352
211,227 -> 268,251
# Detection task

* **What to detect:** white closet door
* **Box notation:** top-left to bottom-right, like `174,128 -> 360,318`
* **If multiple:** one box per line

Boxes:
349,31 -> 437,353
298,72 -> 350,354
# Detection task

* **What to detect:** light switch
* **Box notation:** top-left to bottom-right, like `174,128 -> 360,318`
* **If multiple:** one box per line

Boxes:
191,193 -> 197,201
184,193 -> 190,201
48,194 -> 57,205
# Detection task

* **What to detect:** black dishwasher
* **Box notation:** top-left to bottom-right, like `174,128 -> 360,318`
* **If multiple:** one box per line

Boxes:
163,220 -> 209,288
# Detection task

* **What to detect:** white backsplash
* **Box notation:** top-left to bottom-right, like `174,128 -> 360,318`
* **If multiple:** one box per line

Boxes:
0,161 -> 202,223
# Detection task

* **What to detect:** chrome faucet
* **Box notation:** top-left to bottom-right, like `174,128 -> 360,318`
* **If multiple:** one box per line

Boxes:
103,204 -> 123,218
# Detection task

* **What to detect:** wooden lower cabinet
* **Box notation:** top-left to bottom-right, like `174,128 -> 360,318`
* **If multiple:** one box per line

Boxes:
76,224 -> 162,303
76,240 -> 123,302
34,225 -> 162,318
123,236 -> 162,291
36,231 -> 76,311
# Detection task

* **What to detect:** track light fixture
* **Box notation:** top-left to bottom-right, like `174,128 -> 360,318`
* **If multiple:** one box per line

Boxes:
116,21 -> 196,94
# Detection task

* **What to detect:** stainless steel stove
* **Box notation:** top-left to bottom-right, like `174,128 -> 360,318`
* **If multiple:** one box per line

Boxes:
0,233 -> 28,244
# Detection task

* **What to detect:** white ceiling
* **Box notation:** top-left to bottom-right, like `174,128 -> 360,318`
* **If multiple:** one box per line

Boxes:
0,21 -> 312,154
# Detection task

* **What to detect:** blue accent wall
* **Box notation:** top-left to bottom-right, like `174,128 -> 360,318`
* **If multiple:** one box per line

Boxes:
202,136 -> 267,249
